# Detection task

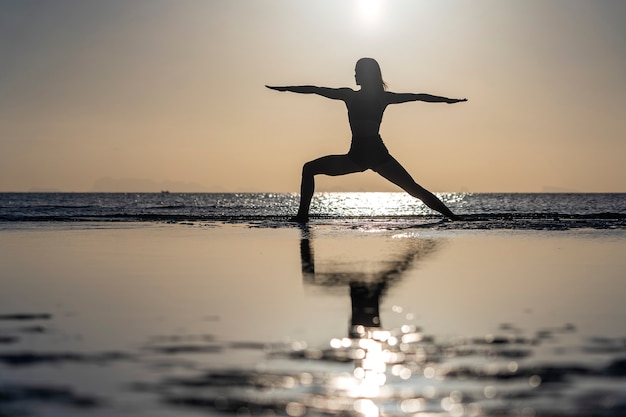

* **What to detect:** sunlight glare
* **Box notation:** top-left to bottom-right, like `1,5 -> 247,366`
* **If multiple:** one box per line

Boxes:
356,0 -> 383,24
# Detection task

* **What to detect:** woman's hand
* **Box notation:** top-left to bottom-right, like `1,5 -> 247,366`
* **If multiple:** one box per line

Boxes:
265,85 -> 350,100
266,85 -> 288,92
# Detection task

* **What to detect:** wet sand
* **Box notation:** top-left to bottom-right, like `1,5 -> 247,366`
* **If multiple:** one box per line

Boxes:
1,223 -> 625,416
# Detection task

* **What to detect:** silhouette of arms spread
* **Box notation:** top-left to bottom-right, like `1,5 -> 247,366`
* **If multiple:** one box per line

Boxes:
266,85 -> 352,100
385,92 -> 467,105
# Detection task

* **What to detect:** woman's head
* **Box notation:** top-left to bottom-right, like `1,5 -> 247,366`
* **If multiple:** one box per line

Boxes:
355,58 -> 387,91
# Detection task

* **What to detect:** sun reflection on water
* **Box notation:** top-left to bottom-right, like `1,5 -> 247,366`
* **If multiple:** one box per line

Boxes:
327,323 -> 435,417
312,192 -> 469,218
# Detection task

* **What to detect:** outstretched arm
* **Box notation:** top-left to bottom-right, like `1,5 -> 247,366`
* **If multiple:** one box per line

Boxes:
386,92 -> 467,105
266,85 -> 352,101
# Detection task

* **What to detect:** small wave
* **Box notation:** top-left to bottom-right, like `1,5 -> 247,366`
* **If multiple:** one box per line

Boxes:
2,192 -> 625,230
1,212 -> 625,231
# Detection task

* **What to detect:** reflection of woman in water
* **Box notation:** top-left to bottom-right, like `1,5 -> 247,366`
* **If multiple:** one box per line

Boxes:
267,58 -> 467,223
299,225 -> 439,336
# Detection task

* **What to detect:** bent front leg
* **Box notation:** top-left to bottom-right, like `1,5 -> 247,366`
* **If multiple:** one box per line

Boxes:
294,155 -> 364,222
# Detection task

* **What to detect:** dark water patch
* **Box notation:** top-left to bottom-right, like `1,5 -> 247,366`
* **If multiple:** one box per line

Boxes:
441,362 -> 598,383
605,358 -> 626,377
583,337 -> 626,354
0,351 -> 133,367
229,341 -> 273,351
0,315 -> 50,346
0,314 -> 52,321
471,334 -> 536,345
143,339 -> 282,356
15,325 -> 47,334
161,369 -> 308,389
144,334 -> 224,355
145,344 -> 223,355
164,395 -> 290,417
148,334 -> 216,343
439,213 -> 626,231
0,336 -> 18,345
0,384 -> 102,411
534,323 -> 578,340
2,213 -> 625,231
151,370 -> 337,417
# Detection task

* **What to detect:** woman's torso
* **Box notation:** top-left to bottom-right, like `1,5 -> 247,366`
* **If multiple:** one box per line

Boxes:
346,90 -> 387,137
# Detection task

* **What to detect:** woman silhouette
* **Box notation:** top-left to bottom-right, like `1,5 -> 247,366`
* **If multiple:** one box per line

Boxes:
267,58 -> 466,222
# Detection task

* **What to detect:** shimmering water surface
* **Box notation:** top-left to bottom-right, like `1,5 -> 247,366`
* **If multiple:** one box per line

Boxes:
1,193 -> 625,416
0,192 -> 624,230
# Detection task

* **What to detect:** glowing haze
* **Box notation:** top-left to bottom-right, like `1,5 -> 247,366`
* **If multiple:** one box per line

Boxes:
1,1 -> 625,192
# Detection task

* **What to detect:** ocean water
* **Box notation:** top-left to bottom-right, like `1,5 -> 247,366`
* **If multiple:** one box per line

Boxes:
1,192 -> 626,417
0,192 -> 624,230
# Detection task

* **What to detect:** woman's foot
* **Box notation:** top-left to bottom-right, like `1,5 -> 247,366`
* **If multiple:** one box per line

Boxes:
289,214 -> 309,223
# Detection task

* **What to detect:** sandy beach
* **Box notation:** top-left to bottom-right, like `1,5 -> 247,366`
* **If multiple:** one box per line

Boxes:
1,222 -> 625,416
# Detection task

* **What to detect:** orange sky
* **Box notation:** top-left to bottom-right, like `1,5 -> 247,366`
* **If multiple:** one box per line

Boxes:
1,1 -> 625,192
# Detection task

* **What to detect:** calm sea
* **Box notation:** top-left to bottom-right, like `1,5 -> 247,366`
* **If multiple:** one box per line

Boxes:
2,193 -> 626,416
0,192 -> 624,230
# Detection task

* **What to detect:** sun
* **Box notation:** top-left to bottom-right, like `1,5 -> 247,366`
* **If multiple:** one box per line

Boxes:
356,0 -> 383,24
